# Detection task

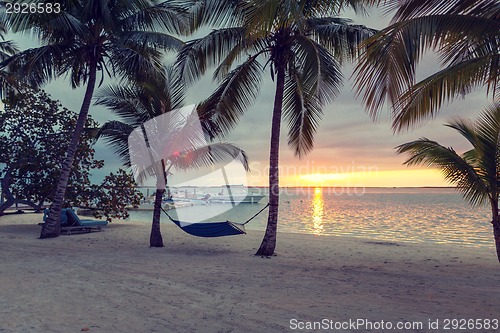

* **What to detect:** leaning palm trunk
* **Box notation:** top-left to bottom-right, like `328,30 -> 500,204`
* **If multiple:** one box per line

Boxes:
256,66 -> 285,256
41,62 -> 97,238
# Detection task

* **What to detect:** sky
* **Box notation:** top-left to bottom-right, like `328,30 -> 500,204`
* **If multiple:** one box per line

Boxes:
5,6 -> 493,188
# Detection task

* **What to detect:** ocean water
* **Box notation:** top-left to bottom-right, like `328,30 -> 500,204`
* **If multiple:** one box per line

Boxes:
128,187 -> 493,249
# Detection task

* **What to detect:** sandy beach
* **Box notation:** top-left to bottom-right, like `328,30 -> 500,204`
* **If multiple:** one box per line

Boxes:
1,213 -> 499,333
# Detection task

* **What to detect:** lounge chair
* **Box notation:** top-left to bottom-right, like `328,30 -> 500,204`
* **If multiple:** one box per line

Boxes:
40,208 -> 108,235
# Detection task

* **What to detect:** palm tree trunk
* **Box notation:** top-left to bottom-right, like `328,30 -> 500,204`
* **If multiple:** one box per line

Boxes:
150,160 -> 167,247
40,62 -> 98,238
150,188 -> 165,247
256,65 -> 285,256
493,220 -> 500,263
491,200 -> 500,263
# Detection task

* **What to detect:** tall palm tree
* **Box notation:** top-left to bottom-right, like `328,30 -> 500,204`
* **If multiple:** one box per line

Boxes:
396,102 -> 500,263
177,0 -> 376,255
2,0 -> 190,238
354,0 -> 500,131
96,67 -> 249,247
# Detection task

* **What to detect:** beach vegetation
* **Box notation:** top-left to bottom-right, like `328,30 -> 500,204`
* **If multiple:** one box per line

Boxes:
1,0 -> 190,238
176,0 -> 376,256
397,102 -> 500,263
0,87 -> 142,220
80,169 -> 144,223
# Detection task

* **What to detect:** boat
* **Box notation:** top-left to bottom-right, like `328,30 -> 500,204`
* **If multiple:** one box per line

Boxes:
168,191 -> 211,206
208,193 -> 265,204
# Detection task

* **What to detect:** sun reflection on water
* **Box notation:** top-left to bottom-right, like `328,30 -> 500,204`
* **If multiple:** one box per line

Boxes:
312,187 -> 324,235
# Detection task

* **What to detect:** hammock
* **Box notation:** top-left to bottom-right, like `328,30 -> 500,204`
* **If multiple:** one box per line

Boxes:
161,203 -> 269,237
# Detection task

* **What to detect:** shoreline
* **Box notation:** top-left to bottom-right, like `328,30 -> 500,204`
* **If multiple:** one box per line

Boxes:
1,213 -> 499,332
4,209 -> 496,251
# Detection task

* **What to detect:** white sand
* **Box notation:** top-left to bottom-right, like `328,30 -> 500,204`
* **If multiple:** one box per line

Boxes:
1,213 -> 499,333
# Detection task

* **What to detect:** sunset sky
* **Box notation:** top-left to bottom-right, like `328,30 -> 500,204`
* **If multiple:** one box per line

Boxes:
9,7 -> 492,188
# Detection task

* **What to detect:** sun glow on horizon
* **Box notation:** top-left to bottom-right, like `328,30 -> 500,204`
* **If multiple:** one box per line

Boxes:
300,173 -> 349,183
278,169 -> 448,188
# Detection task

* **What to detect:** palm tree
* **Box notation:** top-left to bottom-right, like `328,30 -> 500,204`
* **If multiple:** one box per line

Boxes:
96,67 -> 249,247
0,19 -> 19,98
2,0 -> 190,238
177,0 -> 376,255
0,19 -> 16,59
354,0 -> 500,131
396,102 -> 500,263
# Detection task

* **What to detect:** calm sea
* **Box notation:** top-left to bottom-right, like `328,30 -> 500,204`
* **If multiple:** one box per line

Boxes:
128,187 -> 493,249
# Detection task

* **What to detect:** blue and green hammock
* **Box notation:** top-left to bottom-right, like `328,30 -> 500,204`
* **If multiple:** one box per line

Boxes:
161,203 -> 269,237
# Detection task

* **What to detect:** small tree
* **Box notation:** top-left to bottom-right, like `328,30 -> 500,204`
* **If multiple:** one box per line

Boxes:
0,88 -> 142,220
0,88 -> 99,213
79,169 -> 144,222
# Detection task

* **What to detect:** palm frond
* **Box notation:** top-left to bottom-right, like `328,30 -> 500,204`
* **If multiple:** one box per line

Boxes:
176,27 -> 246,85
95,85 -> 149,127
212,36 -> 268,82
392,54 -> 499,131
437,17 -> 499,65
120,0 -> 191,35
170,142 -> 249,171
307,17 -> 377,63
283,67 -> 323,158
96,61 -> 251,185
0,43 -> 71,88
108,42 -> 165,84
189,0 -> 245,29
354,13 -> 500,120
465,103 -> 500,193
80,0 -> 121,27
31,11 -> 89,42
387,0 -> 500,21
293,35 -> 343,104
284,32 -> 345,157
243,0 -> 282,33
396,138 -> 489,206
0,40 -> 18,61
197,55 -> 263,137
120,31 -> 184,51
158,65 -> 186,111
473,103 -> 500,147
445,118 -> 480,151
94,120 -> 135,166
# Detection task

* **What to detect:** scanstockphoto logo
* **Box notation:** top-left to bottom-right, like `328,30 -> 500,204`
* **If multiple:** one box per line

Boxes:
127,104 -> 249,223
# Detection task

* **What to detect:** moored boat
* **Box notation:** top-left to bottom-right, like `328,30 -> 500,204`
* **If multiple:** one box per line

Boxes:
208,193 -> 265,204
